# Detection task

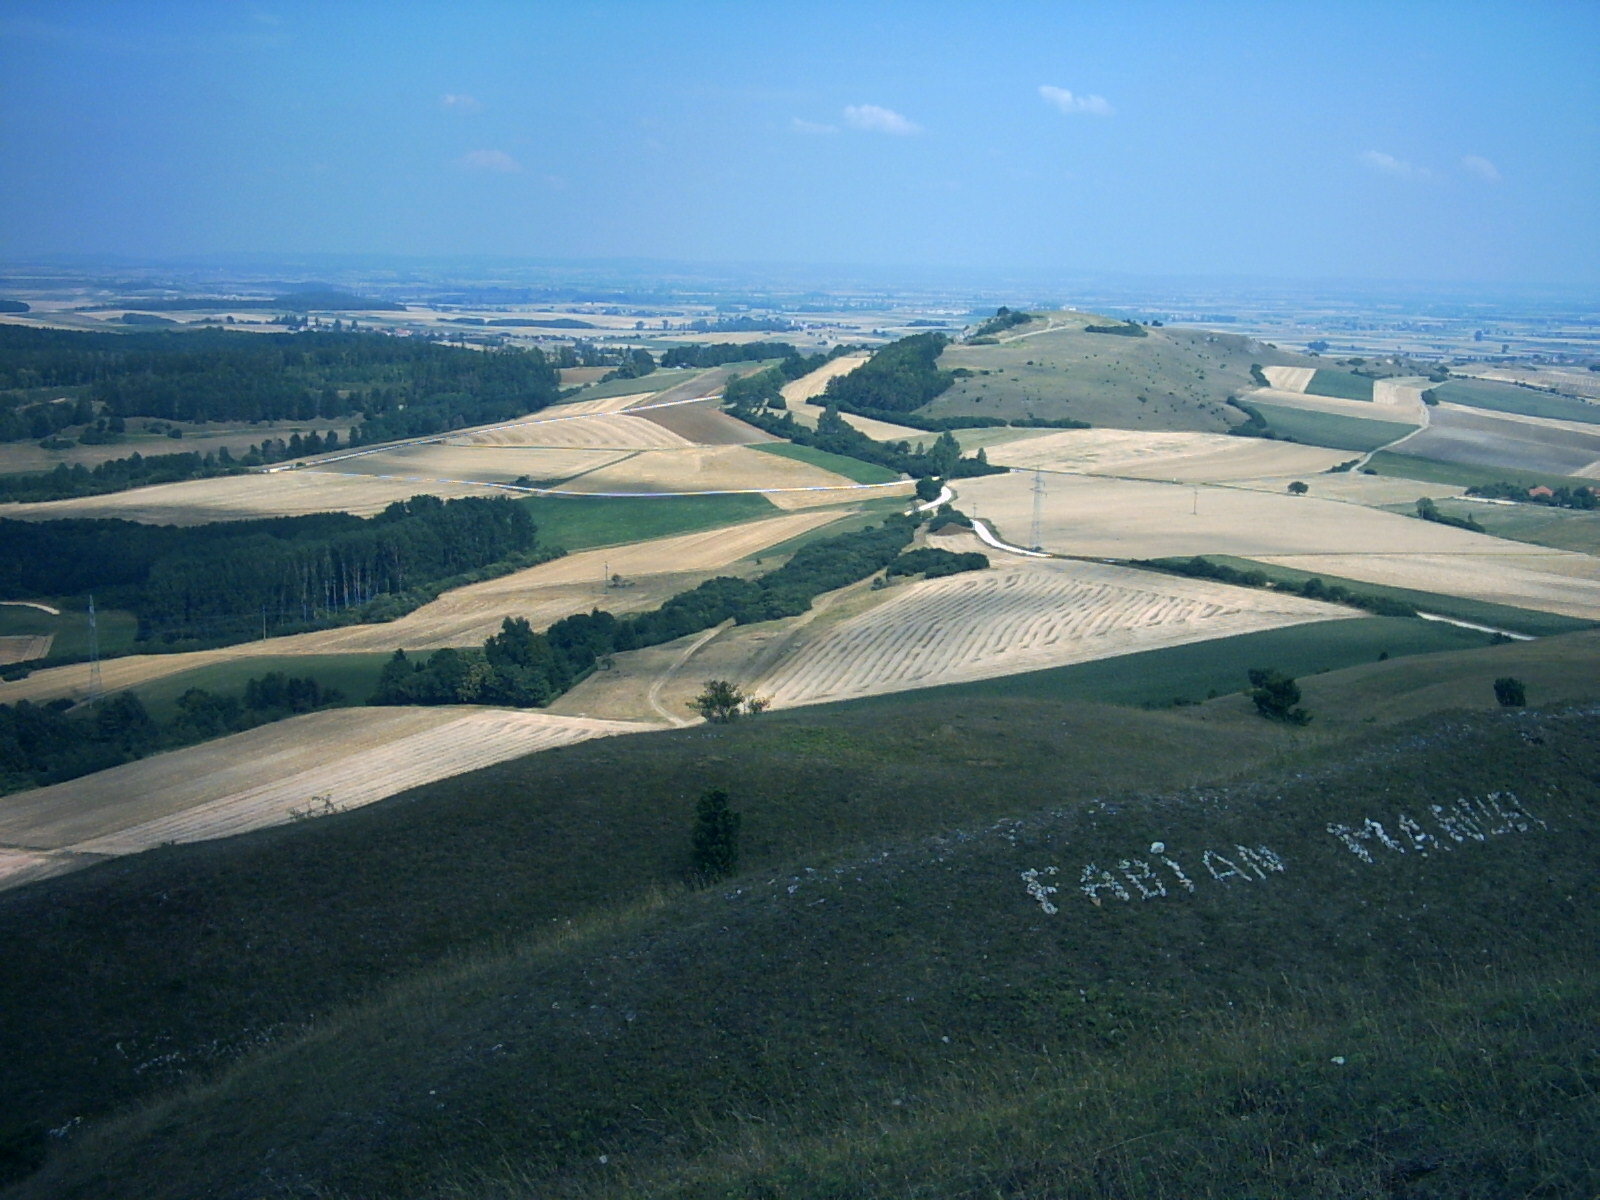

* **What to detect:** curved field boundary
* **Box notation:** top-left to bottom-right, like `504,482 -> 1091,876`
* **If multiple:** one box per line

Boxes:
752,560 -> 1358,709
0,708 -> 655,884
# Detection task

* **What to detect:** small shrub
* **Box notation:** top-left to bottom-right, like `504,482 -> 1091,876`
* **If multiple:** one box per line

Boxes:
689,788 -> 741,883
1493,677 -> 1527,707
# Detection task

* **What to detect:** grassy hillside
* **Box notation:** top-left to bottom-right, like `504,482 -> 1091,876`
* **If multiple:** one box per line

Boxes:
2,632 -> 1597,1197
6,700 -> 1593,1196
929,315 -> 1319,433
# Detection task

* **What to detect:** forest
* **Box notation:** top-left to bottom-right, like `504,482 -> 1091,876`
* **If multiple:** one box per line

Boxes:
0,495 -> 540,648
0,326 -> 559,437
373,517 -> 920,707
819,331 -> 954,412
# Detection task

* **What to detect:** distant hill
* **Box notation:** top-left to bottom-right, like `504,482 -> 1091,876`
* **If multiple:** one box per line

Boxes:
85,291 -> 405,313
2,638 -> 1596,1197
930,311 -> 1321,433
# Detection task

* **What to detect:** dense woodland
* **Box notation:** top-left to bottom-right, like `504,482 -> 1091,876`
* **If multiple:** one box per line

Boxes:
819,331 -> 954,412
0,495 -> 538,647
0,326 -> 559,439
374,517 -> 921,707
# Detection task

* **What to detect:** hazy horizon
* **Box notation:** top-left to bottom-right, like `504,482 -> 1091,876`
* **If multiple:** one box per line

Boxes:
3,1 -> 1597,291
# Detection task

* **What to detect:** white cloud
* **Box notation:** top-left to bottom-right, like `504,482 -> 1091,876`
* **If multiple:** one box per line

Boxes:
791,117 -> 839,135
1038,85 -> 1113,117
1360,150 -> 1433,180
1461,154 -> 1502,183
456,149 -> 521,174
842,104 -> 921,135
441,93 -> 482,114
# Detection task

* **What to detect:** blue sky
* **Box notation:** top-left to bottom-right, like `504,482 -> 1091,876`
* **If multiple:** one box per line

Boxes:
1,1 -> 1596,287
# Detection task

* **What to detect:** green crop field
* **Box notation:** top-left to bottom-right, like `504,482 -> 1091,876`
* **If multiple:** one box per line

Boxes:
1244,401 -> 1415,451
752,441 -> 901,484
1365,450 -> 1600,493
1194,554 -> 1594,637
1405,498 -> 1600,555
521,491 -> 780,551
124,652 -> 392,720
0,602 -> 139,663
1430,377 -> 1600,424
929,321 -> 1320,434
1305,368 -> 1375,401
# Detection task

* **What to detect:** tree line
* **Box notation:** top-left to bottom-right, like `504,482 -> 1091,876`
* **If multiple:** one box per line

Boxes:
0,495 -> 541,649
1139,556 -> 1417,617
736,406 -> 1006,482
373,516 -> 922,707
819,332 -> 955,413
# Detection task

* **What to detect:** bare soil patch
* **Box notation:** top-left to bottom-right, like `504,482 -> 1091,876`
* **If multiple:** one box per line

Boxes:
1403,405 -> 1600,477
634,399 -> 777,445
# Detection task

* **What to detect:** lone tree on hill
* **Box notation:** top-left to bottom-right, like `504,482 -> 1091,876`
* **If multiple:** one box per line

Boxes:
1247,667 -> 1312,725
690,679 -> 769,723
690,788 -> 741,883
1494,676 -> 1527,707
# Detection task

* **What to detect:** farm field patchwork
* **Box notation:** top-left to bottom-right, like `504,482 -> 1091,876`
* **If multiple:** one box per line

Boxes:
447,411 -> 692,449
1427,499 -> 1600,555
1242,400 -> 1418,451
632,399 -> 776,445
554,444 -> 903,506
1306,369 -> 1375,401
316,446 -> 632,487
1427,377 -> 1600,424
1364,451 -> 1600,492
0,706 -> 653,887
0,509 -> 850,704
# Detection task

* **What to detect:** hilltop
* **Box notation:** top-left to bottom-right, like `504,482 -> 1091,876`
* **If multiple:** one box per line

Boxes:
930,311 -> 1323,432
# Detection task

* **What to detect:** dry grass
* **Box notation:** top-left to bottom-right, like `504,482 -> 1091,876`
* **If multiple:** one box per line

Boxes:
555,444 -> 884,500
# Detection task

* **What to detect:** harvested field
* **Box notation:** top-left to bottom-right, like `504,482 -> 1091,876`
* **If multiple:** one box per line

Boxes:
780,355 -> 870,406
0,510 -> 849,704
1372,377 -> 1429,413
1254,551 -> 1600,623
0,634 -> 51,664
633,399 -> 777,445
0,470 -> 500,525
1460,365 -> 1600,401
555,444 -> 883,502
1401,405 -> 1600,477
1246,386 -> 1418,421
450,412 -> 692,449
317,446 -> 631,486
748,557 -> 1359,708
0,707 -> 653,883
1261,365 -> 1314,392
982,428 -> 1349,482
953,470 -> 1568,566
